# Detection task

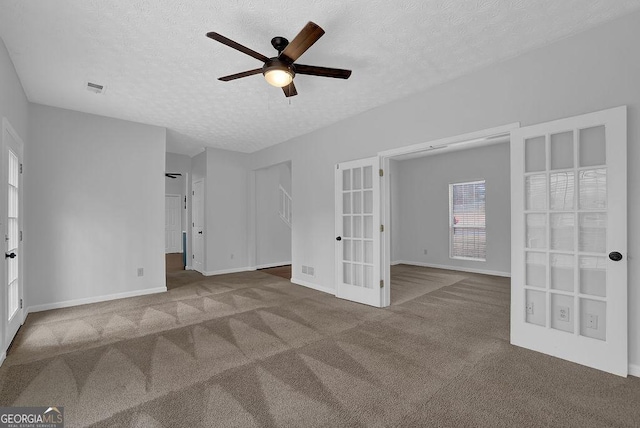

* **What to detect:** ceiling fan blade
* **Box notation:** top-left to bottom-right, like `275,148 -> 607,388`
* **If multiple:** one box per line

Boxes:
282,81 -> 298,97
206,32 -> 270,63
295,64 -> 352,79
219,68 -> 263,81
279,22 -> 325,63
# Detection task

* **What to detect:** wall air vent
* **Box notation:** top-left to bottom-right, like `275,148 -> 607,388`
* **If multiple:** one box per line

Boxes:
86,82 -> 105,94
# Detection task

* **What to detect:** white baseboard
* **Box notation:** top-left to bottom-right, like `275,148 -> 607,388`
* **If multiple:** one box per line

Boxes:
391,260 -> 402,266
254,261 -> 292,270
629,363 -> 640,378
203,266 -> 255,276
27,286 -> 167,313
291,277 -> 335,295
394,260 -> 511,277
0,351 -> 5,367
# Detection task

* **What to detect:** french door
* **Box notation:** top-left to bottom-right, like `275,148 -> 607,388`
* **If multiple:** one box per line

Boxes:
335,157 -> 383,307
3,119 -> 24,348
510,106 -> 627,376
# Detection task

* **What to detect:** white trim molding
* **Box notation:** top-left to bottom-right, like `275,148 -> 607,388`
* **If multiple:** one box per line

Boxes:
254,261 -> 292,270
629,364 -> 640,378
291,277 -> 335,295
28,287 -> 167,313
0,351 -> 5,367
203,266 -> 255,276
394,260 -> 510,278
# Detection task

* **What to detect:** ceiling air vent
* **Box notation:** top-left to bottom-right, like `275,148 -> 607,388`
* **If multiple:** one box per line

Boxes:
86,82 -> 105,94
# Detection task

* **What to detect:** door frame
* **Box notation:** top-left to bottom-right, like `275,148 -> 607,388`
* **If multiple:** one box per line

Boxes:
377,123 -> 520,307
191,179 -> 205,273
2,117 -> 25,357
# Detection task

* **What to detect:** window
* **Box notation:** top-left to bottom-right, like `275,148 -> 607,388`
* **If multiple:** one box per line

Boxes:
449,180 -> 486,260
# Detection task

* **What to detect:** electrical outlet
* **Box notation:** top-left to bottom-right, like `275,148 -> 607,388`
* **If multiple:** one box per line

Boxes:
587,313 -> 598,329
230,254 -> 234,259
302,266 -> 308,274
137,268 -> 144,277
423,249 -> 428,255
526,301 -> 534,315
557,306 -> 570,322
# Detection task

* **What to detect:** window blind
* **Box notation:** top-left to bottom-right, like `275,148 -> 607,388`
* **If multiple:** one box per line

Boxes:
450,180 -> 486,260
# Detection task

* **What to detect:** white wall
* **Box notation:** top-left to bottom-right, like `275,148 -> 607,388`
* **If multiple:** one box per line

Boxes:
255,162 -> 292,267
247,12 -> 640,368
25,104 -> 167,309
204,147 -> 250,274
393,143 -> 510,275
0,36 -> 29,356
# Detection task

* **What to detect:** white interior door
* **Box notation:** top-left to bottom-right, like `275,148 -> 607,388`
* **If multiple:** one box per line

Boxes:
192,180 -> 204,273
335,157 -> 383,307
3,119 -> 24,347
165,195 -> 182,253
510,106 -> 627,376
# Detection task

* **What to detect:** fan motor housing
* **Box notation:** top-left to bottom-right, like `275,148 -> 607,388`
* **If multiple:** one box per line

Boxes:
262,58 -> 295,79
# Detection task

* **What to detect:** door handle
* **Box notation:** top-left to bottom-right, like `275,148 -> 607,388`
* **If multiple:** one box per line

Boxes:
336,236 -> 342,241
5,252 -> 16,259
198,231 -> 203,234
609,251 -> 623,262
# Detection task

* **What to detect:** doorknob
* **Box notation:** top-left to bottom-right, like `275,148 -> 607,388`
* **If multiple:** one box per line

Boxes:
609,251 -> 623,261
198,231 -> 203,234
5,252 -> 16,259
336,236 -> 342,241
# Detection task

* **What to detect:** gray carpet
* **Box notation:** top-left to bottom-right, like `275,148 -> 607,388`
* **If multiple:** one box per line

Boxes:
0,265 -> 638,427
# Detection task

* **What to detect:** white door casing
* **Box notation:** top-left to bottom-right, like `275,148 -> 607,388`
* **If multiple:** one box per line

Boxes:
335,157 -> 383,307
3,118 -> 24,348
165,195 -> 182,253
192,180 -> 204,273
510,106 -> 627,376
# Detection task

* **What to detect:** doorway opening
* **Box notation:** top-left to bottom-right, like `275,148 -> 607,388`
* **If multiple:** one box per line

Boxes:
252,161 -> 292,280
165,172 -> 187,273
379,124 -> 516,307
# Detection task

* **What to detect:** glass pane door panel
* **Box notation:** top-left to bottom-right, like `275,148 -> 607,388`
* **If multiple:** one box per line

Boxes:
352,192 -> 362,214
364,266 -> 373,289
550,172 -> 574,211
363,191 -> 373,214
580,298 -> 606,341
551,293 -> 574,333
342,193 -> 351,214
353,241 -> 362,263
550,131 -> 574,170
579,169 -> 606,210
579,256 -> 606,297
525,136 -> 546,172
363,216 -> 373,239
526,252 -> 546,288
363,166 -> 373,189
352,168 -> 362,190
364,241 -> 373,263
343,263 -> 352,284
579,126 -> 606,167
343,217 -> 352,237
579,213 -> 607,253
525,289 -> 546,326
526,174 -> 547,211
550,254 -> 574,292
353,216 -> 362,238
342,170 -> 351,191
526,214 -> 547,249
550,213 -> 574,251
343,240 -> 352,261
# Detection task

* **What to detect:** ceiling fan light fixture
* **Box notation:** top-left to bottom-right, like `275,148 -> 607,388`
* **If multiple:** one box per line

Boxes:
264,68 -> 293,87
262,59 -> 294,87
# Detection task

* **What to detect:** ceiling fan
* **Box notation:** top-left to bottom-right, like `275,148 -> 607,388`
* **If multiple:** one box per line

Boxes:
165,173 -> 182,179
206,21 -> 352,97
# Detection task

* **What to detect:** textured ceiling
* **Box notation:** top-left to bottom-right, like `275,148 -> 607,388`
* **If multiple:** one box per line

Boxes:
1,0 -> 639,156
